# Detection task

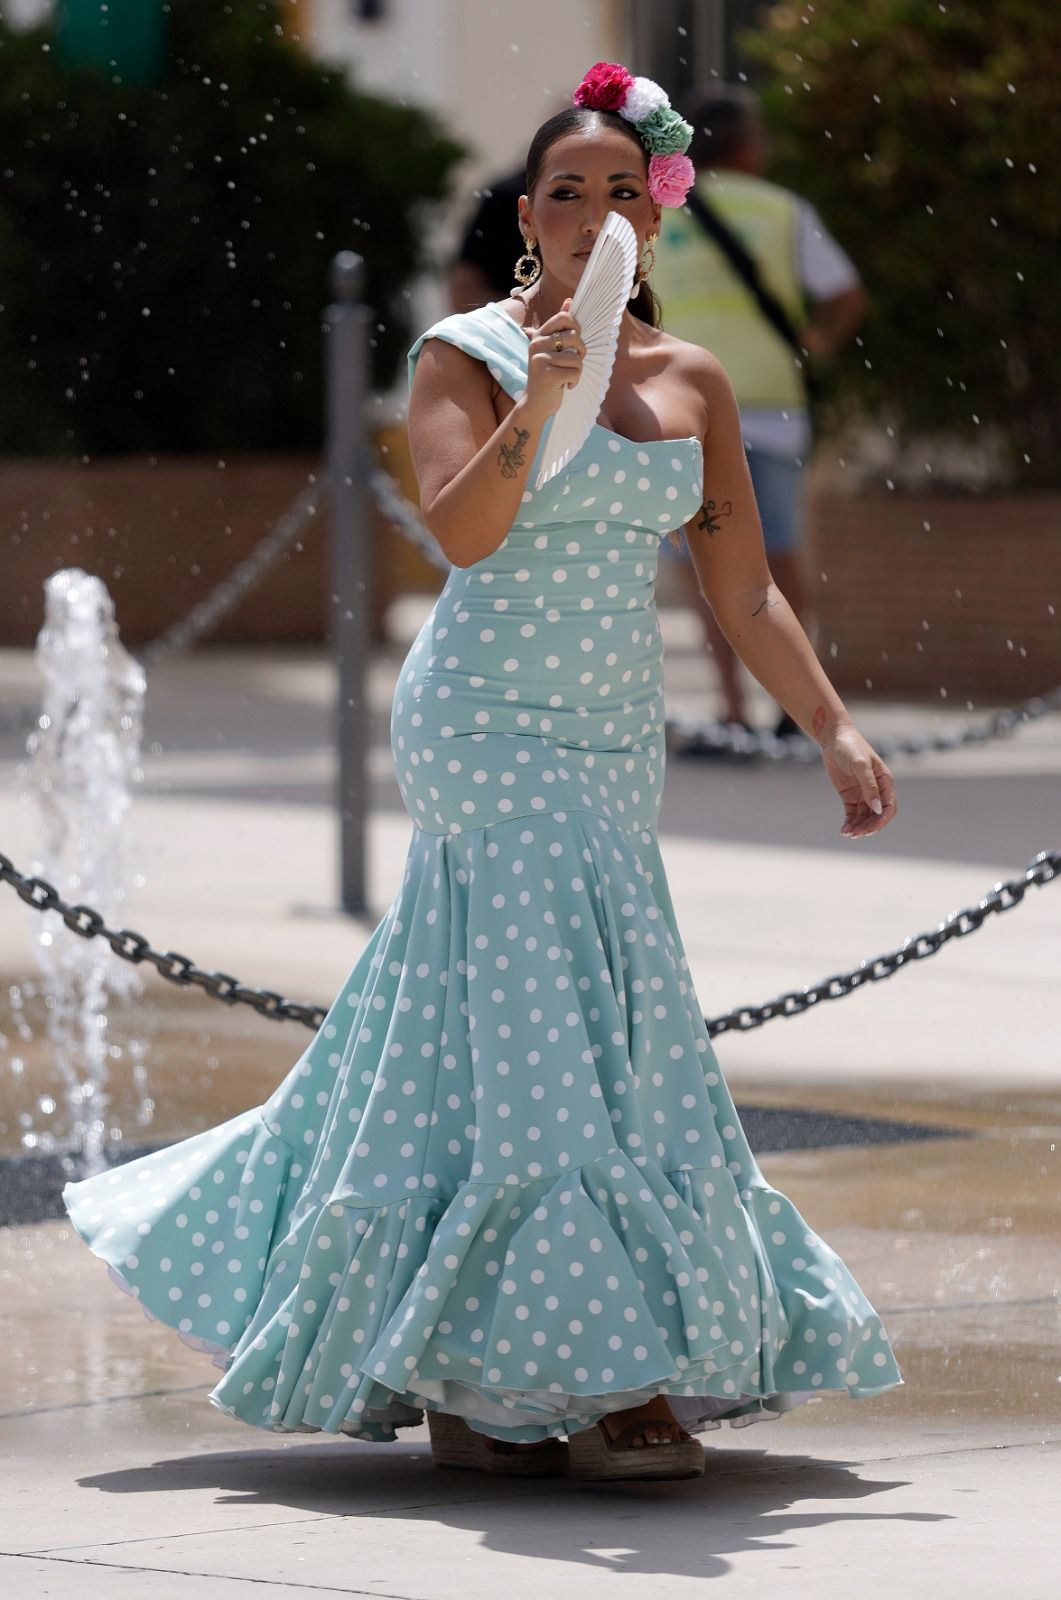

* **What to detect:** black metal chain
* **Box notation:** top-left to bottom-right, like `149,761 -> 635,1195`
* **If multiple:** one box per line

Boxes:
2,846 -> 1056,1040
369,466 -> 452,574
0,475 -> 324,737
0,850 -> 325,1030
667,685 -> 1061,762
138,476 -> 323,669
707,846 -> 1058,1036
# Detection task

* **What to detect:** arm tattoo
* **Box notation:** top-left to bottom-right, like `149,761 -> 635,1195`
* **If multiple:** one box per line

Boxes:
750,595 -> 781,617
696,498 -> 732,536
498,427 -> 530,479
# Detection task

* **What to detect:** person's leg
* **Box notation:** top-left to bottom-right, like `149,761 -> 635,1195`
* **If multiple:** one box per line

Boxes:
663,530 -> 750,726
744,446 -> 814,731
746,445 -> 806,608
668,444 -> 810,725
768,549 -> 808,622
681,558 -> 749,726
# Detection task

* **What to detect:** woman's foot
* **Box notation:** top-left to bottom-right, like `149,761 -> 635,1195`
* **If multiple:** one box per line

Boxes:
568,1395 -> 705,1480
598,1394 -> 689,1449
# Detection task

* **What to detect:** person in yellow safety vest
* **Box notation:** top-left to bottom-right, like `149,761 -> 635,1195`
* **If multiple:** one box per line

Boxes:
653,84 -> 867,741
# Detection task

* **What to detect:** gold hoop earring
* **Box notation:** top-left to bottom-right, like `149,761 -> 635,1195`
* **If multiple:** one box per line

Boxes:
636,233 -> 658,286
514,238 -> 541,287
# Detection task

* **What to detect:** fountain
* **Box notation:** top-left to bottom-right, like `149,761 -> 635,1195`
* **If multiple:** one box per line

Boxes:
10,568 -> 152,1176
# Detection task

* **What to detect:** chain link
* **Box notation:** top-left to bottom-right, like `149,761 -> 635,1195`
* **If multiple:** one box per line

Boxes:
368,466 -> 452,574
0,475 -> 325,735
0,851 -> 328,1030
138,475 -> 324,668
706,846 -> 1058,1037
2,845 -> 1056,1040
2,463 -> 428,735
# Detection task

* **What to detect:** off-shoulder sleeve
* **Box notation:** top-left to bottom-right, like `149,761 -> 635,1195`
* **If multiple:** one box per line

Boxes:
406,307 -> 528,401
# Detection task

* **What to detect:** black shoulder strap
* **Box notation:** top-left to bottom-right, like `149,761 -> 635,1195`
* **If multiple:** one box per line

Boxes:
683,185 -> 809,371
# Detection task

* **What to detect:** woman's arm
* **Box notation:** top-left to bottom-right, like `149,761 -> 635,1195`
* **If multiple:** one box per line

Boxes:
683,350 -> 897,837
407,306 -> 585,569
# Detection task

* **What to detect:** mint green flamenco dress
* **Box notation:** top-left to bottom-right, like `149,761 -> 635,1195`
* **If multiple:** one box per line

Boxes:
62,303 -> 903,1444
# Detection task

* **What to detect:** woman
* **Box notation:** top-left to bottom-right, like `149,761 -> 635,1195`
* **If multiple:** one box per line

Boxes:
63,65 -> 902,1485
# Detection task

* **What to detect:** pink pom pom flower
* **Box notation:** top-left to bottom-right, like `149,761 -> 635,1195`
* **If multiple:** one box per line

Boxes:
648,152 -> 696,207
573,61 -> 635,113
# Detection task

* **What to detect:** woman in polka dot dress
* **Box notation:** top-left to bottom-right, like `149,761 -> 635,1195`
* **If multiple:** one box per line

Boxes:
62,93 -> 902,1482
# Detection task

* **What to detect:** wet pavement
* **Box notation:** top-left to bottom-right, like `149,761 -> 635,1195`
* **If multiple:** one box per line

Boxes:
1,606 -> 1059,1595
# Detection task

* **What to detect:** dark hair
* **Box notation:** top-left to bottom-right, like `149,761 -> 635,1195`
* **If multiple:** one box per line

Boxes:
677,83 -> 761,168
524,107 -> 662,329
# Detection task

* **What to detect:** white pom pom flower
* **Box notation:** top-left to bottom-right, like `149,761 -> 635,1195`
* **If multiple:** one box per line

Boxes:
619,77 -> 670,125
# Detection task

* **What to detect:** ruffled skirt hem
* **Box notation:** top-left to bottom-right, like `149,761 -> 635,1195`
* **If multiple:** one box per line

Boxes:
63,1120 -> 903,1446
87,1248 -> 895,1444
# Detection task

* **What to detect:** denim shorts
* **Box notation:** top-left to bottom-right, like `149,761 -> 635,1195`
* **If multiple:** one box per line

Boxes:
662,443 -> 804,561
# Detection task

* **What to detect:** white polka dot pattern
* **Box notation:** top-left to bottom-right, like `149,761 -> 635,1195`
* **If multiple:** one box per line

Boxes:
61,306 -> 902,1446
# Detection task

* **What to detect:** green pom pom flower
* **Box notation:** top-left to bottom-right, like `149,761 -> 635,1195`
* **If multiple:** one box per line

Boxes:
635,106 -> 693,157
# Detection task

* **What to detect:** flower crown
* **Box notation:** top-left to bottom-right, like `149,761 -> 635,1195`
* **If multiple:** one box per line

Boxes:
572,62 -> 695,207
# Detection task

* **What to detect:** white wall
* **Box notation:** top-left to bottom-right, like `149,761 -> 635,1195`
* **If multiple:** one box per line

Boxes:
308,0 -> 629,199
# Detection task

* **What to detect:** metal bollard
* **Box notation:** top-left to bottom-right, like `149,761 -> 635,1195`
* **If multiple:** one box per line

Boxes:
324,251 -> 374,915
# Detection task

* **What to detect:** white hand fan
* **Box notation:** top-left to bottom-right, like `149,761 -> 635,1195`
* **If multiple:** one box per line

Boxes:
534,210 -> 638,489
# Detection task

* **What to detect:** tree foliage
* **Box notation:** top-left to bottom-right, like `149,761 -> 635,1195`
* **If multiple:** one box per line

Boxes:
0,1 -> 464,454
742,0 -> 1060,486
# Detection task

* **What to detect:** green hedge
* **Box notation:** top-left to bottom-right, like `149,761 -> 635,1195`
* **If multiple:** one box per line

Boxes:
743,0 -> 1059,487
0,1 -> 464,454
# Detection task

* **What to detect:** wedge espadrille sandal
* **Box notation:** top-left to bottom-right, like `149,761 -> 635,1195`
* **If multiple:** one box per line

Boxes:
567,1411 -> 705,1481
426,1411 -> 568,1476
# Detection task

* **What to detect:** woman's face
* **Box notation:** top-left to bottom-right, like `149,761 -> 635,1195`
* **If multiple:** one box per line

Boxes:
519,126 -> 660,294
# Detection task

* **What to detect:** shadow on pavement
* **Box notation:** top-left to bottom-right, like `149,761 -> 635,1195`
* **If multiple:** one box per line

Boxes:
70,1439 -> 942,1585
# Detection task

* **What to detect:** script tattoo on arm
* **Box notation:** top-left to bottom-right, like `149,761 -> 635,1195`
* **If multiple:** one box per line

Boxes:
696,498 -> 732,536
498,427 -> 530,479
750,594 -> 781,617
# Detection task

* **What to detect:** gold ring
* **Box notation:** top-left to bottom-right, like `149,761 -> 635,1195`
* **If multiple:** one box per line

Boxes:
552,331 -> 565,353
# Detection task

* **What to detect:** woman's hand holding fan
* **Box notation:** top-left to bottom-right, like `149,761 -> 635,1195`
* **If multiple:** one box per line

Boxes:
522,303 -> 588,421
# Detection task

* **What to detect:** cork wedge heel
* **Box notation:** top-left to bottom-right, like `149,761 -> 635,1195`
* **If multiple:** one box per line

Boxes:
567,1414 -> 705,1481
426,1411 -> 569,1476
